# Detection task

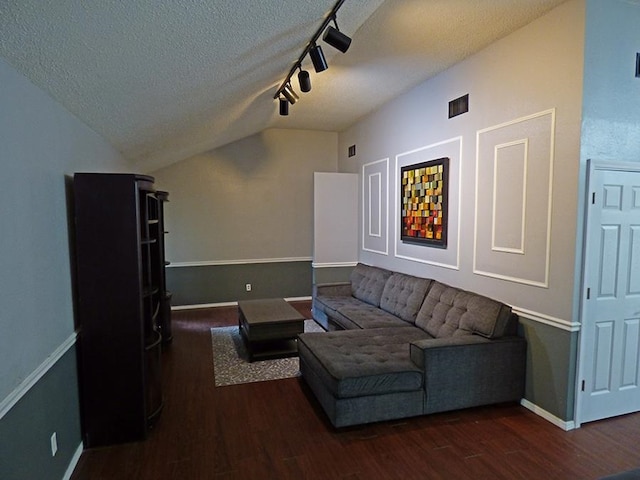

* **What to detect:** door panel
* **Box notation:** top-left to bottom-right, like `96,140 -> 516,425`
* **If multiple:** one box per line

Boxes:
579,165 -> 640,424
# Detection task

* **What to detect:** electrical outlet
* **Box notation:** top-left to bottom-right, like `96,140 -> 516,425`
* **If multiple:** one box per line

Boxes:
245,283 -> 252,292
50,432 -> 58,457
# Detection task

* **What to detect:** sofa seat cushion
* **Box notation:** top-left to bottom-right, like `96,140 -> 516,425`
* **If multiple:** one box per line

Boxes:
379,273 -> 431,323
314,295 -> 373,330
350,263 -> 393,307
415,281 -> 512,339
315,294 -> 369,317
297,327 -> 428,399
337,303 -> 413,329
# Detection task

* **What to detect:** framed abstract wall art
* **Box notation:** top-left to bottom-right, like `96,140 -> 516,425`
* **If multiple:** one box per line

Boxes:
400,157 -> 449,248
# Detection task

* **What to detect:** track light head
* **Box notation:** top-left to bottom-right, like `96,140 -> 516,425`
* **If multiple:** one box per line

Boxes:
279,97 -> 289,116
323,25 -> 351,53
309,44 -> 328,73
282,84 -> 299,104
298,69 -> 311,92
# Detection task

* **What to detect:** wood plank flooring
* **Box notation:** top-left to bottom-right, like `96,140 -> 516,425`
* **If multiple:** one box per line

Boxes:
70,301 -> 640,479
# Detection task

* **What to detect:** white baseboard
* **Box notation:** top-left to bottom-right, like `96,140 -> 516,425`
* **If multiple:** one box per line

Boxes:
521,398 -> 575,431
172,301 -> 236,310
63,443 -> 84,480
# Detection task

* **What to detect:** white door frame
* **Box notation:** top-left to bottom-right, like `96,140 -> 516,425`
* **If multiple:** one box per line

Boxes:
574,158 -> 640,428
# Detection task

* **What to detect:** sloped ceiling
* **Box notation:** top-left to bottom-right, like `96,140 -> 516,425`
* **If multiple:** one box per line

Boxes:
0,0 -> 567,171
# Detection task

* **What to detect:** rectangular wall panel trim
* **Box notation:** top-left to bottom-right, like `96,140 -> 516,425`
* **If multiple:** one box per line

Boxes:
492,138 -> 528,254
394,137 -> 462,270
474,109 -> 556,287
362,158 -> 389,255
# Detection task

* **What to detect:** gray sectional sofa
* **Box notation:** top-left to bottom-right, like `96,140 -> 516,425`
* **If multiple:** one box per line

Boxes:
298,263 -> 526,428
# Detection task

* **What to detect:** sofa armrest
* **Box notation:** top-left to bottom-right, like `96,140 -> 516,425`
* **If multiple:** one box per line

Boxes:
410,335 -> 526,414
313,282 -> 352,297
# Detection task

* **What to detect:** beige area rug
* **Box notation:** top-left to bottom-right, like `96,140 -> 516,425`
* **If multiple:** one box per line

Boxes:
211,319 -> 324,387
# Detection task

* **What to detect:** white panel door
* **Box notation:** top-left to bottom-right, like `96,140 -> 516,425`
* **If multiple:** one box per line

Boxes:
579,162 -> 640,424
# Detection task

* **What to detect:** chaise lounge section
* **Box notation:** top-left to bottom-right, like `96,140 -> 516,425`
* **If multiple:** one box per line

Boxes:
298,263 -> 526,428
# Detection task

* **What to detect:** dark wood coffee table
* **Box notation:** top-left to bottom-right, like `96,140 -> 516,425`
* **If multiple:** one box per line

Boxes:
237,298 -> 305,362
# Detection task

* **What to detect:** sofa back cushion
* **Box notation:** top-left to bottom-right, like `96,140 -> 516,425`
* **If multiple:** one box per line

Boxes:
415,281 -> 513,339
350,263 -> 393,307
379,273 -> 431,324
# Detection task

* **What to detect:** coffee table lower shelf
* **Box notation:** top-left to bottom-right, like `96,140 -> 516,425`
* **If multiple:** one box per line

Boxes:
240,338 -> 299,362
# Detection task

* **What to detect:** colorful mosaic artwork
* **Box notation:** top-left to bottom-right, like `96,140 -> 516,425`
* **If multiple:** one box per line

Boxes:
400,157 -> 449,247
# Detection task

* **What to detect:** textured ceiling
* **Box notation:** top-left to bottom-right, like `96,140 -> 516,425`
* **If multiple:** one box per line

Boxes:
0,0 -> 567,171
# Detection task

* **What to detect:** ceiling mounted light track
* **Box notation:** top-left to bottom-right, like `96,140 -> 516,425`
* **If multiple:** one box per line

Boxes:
274,0 -> 352,116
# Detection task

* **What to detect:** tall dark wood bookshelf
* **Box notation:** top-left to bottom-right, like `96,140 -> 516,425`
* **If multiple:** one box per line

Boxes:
73,173 -> 168,448
156,190 -> 172,344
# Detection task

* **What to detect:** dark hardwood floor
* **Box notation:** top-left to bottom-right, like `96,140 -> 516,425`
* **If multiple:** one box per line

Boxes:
70,301 -> 640,479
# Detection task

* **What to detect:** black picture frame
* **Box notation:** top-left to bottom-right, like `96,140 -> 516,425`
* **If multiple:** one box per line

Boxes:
400,157 -> 449,248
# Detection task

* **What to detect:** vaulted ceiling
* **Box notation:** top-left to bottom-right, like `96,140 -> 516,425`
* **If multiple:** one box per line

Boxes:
0,0 -> 567,171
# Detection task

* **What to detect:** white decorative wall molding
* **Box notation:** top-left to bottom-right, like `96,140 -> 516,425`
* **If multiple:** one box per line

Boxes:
168,257 -> 312,268
0,332 -> 77,420
171,296 -> 312,311
368,172 -> 382,238
362,158 -> 389,255
394,137 -> 462,270
513,306 -> 579,332
474,109 -> 556,287
311,261 -> 358,268
492,138 -> 528,254
393,254 -> 460,270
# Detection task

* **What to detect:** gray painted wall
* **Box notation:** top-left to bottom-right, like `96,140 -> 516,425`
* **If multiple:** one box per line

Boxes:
313,266 -> 355,285
582,0 -> 640,163
336,0 -> 585,421
151,129 -> 338,264
151,128 -> 338,305
168,261 -> 312,306
0,349 -> 81,480
0,57 -> 130,477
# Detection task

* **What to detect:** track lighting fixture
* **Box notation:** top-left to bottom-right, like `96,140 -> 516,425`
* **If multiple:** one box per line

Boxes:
323,18 -> 351,53
279,97 -> 289,116
298,68 -> 311,92
273,0 -> 351,115
309,44 -> 328,73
